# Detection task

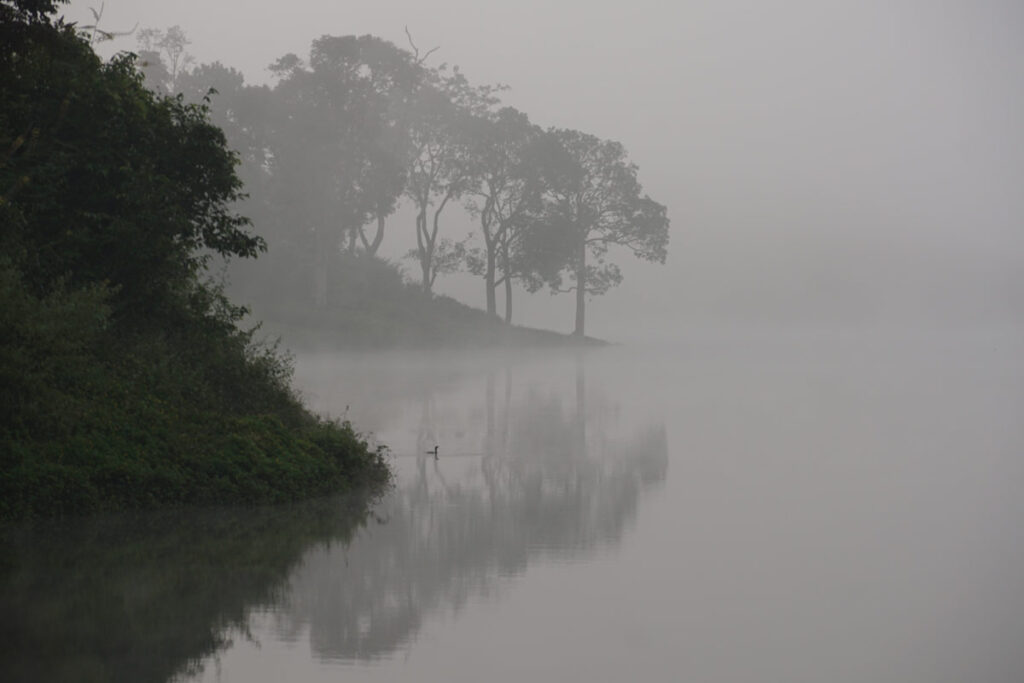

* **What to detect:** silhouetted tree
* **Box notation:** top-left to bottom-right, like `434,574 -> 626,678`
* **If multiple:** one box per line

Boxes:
404,64 -> 501,292
264,35 -> 421,305
136,25 -> 193,93
462,107 -> 548,321
539,129 -> 669,336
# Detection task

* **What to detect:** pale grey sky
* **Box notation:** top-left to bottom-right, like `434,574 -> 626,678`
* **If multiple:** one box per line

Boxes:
64,0 -> 1024,338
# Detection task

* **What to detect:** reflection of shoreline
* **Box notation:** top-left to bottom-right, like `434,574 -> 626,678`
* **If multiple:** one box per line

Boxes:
0,494 -> 382,683
0,351 -> 668,682
270,352 -> 668,663
292,347 -> 609,441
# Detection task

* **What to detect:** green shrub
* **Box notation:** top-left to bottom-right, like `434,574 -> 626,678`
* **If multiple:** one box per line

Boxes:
0,258 -> 391,519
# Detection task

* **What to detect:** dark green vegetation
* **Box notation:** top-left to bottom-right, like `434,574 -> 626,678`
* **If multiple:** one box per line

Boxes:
135,25 -> 669,340
0,1 -> 388,518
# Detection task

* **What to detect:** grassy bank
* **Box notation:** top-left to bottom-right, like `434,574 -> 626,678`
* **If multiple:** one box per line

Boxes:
230,252 -> 608,350
0,260 -> 389,519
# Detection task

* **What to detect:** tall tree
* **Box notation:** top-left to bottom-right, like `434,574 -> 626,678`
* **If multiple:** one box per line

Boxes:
136,26 -> 193,93
337,36 -> 422,257
463,107 -> 545,321
404,81 -> 468,293
307,35 -> 421,257
540,129 -> 669,336
404,64 -> 500,292
265,35 -> 421,305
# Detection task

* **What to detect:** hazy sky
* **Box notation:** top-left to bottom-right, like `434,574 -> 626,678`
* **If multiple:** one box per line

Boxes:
63,0 -> 1024,337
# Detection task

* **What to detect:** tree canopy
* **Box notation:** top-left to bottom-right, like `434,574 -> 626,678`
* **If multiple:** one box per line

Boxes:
534,129 -> 669,335
123,22 -> 670,336
1,10 -> 261,319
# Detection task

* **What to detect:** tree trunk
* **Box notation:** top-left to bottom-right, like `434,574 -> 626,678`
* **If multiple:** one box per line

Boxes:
421,252 -> 431,292
502,239 -> 513,324
425,195 -> 450,292
481,200 -> 498,317
573,240 -> 586,336
485,249 -> 496,316
504,277 -> 513,325
482,213 -> 495,316
416,209 -> 431,292
360,213 -> 386,256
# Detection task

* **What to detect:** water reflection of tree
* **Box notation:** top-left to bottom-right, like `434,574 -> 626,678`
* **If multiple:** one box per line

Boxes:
0,353 -> 668,680
0,494 -> 380,683
273,357 -> 667,662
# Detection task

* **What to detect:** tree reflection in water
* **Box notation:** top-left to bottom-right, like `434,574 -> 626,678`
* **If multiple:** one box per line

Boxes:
267,353 -> 667,662
0,351 -> 667,681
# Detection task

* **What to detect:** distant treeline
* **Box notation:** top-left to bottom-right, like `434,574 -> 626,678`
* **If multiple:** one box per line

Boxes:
133,25 -> 670,337
0,0 -> 388,517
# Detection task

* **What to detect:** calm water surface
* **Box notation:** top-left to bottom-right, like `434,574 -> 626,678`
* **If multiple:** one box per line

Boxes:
3,332 -> 1024,682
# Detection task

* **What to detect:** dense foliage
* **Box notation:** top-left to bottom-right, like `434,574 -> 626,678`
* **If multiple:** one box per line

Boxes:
0,0 -> 388,518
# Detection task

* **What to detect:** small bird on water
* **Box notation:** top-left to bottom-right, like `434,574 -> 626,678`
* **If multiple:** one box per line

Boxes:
426,446 -> 439,460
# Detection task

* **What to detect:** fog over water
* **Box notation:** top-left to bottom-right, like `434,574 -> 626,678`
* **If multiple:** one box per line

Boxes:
4,339 -> 1023,681
63,0 -> 1024,340
178,338 -> 1022,682
16,2 -> 1021,681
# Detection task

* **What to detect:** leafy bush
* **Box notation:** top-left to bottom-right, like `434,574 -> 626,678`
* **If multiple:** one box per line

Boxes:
0,257 -> 390,519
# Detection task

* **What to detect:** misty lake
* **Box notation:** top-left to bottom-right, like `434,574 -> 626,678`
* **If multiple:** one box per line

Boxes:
3,331 -> 1024,682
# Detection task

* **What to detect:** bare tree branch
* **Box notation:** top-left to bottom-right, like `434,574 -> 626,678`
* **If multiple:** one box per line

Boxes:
404,26 -> 440,65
